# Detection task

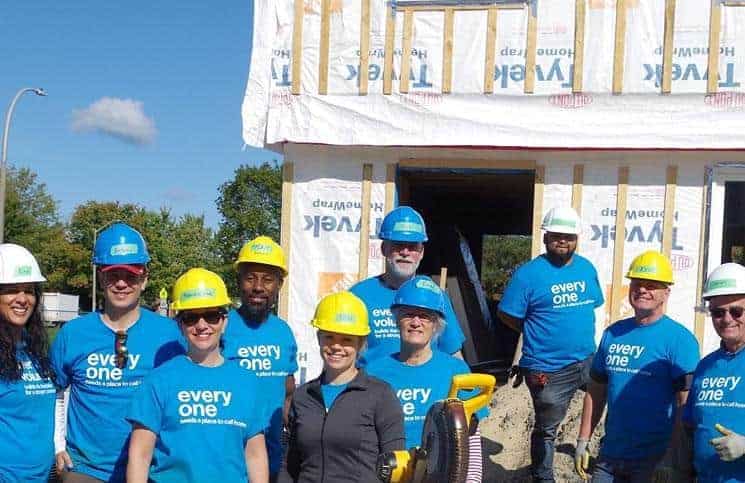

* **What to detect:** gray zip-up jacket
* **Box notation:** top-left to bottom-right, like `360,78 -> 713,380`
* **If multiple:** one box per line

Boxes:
278,370 -> 405,483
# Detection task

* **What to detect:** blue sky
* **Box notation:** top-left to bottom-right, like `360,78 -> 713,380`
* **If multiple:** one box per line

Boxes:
2,1 -> 278,228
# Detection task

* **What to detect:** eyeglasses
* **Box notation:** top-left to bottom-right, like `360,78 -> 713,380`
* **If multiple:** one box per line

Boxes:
178,310 -> 225,326
399,311 -> 436,323
114,330 -> 128,369
710,306 -> 745,320
102,270 -> 145,286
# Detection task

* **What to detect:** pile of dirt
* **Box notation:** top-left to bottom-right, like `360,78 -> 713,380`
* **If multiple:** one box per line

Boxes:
480,383 -> 604,482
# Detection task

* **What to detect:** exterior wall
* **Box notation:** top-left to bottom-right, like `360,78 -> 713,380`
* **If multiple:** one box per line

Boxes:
279,144 -> 745,382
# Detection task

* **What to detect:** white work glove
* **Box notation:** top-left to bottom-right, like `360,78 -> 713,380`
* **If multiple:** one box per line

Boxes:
710,424 -> 745,462
574,438 -> 590,480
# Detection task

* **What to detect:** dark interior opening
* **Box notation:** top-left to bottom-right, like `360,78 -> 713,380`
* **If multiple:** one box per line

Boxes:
722,181 -> 745,264
398,167 -> 534,380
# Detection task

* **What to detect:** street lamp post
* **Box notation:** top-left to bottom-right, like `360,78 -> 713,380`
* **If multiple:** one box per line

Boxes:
0,87 -> 47,243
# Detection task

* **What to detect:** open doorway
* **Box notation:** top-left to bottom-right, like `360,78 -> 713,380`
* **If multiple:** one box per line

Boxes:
398,167 -> 535,376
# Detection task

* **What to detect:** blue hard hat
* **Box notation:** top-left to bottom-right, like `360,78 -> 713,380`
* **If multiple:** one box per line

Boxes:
392,275 -> 445,317
378,206 -> 428,242
93,222 -> 151,266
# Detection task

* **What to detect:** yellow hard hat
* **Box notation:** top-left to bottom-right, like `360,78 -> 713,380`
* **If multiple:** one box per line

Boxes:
171,268 -> 232,312
234,236 -> 288,275
311,291 -> 370,336
625,250 -> 674,284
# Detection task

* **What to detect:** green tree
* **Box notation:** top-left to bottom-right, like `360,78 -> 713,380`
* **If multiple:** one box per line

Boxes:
215,162 -> 282,265
4,165 -> 81,292
481,235 -> 532,300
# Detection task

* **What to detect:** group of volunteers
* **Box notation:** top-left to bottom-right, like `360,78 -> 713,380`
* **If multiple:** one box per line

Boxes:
0,208 -> 486,483
497,205 -> 745,483
1,203 -> 743,483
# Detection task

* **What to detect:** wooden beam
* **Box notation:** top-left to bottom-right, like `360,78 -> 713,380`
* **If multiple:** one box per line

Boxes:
399,158 -> 535,169
612,0 -> 627,94
443,8 -> 455,94
662,165 -> 678,257
694,171 -> 709,350
484,7 -> 498,94
401,9 -> 414,94
279,162 -> 294,320
385,163 -> 397,214
661,0 -> 676,94
524,2 -> 538,94
572,164 -> 584,214
573,0 -> 586,93
359,0 -> 371,95
439,267 -> 448,289
531,166 -> 545,259
358,164 -> 373,281
609,167 -> 629,325
318,0 -> 331,95
707,0 -> 722,94
403,4 -> 525,12
291,0 -> 304,95
384,5 -> 396,95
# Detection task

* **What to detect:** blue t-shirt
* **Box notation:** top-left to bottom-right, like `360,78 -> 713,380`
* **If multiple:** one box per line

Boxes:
366,351 -> 488,449
222,310 -> 298,475
684,346 -> 745,483
0,350 -> 56,482
50,309 -> 184,482
592,315 -> 700,459
350,276 -> 466,363
320,382 -> 348,411
127,356 -> 267,483
499,254 -> 604,372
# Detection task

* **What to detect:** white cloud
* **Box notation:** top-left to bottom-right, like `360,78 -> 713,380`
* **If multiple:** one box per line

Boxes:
71,97 -> 156,145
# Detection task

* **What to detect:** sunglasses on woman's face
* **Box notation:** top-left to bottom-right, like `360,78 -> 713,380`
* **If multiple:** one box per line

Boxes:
114,330 -> 128,369
710,306 -> 745,320
178,310 -> 225,327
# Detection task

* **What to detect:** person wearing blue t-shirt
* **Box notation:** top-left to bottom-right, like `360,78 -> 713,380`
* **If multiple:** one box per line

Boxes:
498,206 -> 603,483
366,275 -> 487,481
221,236 -> 298,481
0,244 -> 56,483
678,263 -> 745,483
575,251 -> 700,482
350,206 -> 465,364
127,268 -> 269,483
51,223 -> 183,483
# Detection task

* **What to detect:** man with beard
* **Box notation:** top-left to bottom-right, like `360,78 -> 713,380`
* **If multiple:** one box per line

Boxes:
350,206 -> 465,364
223,236 -> 297,483
498,206 -> 604,483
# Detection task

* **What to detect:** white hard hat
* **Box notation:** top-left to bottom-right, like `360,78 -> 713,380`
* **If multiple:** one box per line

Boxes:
541,206 -> 581,235
703,262 -> 745,300
0,243 -> 46,284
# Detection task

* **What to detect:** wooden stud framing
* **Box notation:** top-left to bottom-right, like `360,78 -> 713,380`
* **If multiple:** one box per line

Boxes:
531,166 -> 545,259
359,0 -> 371,95
707,0 -> 722,94
662,165 -> 678,257
402,4 -> 525,12
385,164 -> 397,214
573,0 -> 586,93
609,167 -> 629,325
572,164 -> 584,214
401,9 -> 414,94
439,267 -> 448,289
613,0 -> 628,94
383,6 -> 396,95
484,7 -> 498,94
318,0 -> 331,95
661,0 -> 677,94
358,164 -> 373,281
694,173 -> 710,349
524,3 -> 538,94
291,0 -> 304,95
279,162 -> 294,320
399,158 -> 535,170
443,8 -> 455,94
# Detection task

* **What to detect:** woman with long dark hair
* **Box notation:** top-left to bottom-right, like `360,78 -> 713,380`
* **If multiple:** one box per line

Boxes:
0,243 -> 56,482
